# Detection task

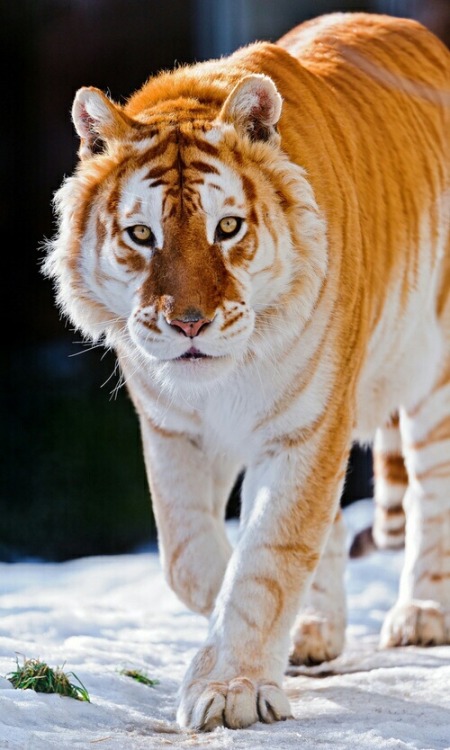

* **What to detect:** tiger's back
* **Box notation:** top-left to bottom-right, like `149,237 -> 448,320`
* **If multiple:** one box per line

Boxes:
279,12 -> 450,300
277,12 -> 450,434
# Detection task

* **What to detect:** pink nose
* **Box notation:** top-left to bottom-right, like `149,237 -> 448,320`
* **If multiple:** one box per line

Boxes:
170,316 -> 211,338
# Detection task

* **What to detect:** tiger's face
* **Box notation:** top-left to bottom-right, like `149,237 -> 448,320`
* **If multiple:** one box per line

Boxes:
92,128 -> 296,384
47,76 -> 325,388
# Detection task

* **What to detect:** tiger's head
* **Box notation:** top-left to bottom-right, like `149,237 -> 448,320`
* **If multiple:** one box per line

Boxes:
45,71 -> 326,390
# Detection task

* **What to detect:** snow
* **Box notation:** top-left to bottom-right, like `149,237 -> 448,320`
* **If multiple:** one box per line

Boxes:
1,500 -> 449,749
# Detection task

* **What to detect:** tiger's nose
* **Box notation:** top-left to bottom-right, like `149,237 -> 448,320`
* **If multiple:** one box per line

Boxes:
170,313 -> 211,338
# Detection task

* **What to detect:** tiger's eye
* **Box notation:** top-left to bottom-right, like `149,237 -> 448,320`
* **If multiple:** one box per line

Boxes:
215,216 -> 243,241
220,217 -> 238,234
127,225 -> 154,246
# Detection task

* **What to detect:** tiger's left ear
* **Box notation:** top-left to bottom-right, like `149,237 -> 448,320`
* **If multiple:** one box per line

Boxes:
72,87 -> 133,160
218,74 -> 282,142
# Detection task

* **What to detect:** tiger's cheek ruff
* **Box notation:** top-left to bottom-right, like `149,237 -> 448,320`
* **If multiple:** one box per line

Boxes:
214,125 -> 329,332
79,212 -> 141,321
44,173 -> 122,343
44,154 -> 158,345
195,130 -> 328,354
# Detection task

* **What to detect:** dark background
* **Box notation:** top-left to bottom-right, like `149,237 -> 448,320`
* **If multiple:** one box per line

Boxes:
2,0 -> 449,561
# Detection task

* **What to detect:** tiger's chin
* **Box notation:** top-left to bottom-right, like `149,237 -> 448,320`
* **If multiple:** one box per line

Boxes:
151,351 -> 238,394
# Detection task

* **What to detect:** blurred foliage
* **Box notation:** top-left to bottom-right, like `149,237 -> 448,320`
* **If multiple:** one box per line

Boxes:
1,342 -> 155,561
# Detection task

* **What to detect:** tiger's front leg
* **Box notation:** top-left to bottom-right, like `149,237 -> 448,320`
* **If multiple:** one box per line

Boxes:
289,509 -> 347,666
177,431 -> 350,731
140,418 -> 238,616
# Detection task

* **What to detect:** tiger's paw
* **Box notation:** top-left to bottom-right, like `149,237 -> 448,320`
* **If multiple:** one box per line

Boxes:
380,600 -> 449,648
289,613 -> 345,665
177,677 -> 292,731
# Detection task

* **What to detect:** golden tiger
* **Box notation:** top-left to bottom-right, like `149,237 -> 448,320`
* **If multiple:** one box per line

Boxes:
44,12 -> 450,731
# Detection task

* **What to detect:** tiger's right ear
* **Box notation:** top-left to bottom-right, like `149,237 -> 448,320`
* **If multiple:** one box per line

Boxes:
72,87 -> 132,159
218,75 -> 282,143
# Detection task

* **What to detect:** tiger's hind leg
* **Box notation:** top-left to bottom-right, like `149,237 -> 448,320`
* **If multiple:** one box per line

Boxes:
380,366 -> 450,647
289,510 -> 347,665
349,417 -> 408,559
372,415 -> 407,550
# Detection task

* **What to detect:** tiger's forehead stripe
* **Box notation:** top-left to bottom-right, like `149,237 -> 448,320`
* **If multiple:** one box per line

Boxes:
116,166 -> 165,248
134,132 -> 178,166
124,199 -> 143,218
116,128 -> 246,223
189,160 -> 220,175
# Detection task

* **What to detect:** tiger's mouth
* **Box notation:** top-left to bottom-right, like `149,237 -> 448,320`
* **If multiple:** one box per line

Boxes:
177,346 -> 209,361
156,345 -> 235,383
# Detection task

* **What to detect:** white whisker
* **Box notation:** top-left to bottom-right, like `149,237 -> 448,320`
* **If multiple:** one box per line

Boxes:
68,342 -> 106,357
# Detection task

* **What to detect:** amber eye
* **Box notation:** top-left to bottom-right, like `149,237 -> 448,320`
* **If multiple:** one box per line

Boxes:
215,216 -> 243,242
126,224 -> 154,247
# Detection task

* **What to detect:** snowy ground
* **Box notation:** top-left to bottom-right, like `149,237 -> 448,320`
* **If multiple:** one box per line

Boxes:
0,500 -> 449,750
